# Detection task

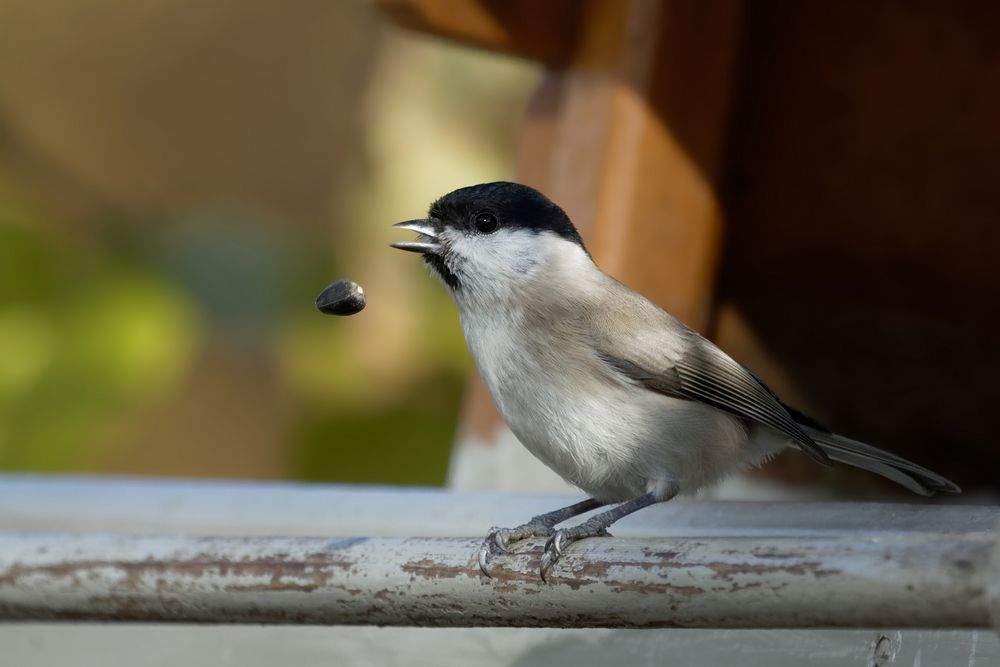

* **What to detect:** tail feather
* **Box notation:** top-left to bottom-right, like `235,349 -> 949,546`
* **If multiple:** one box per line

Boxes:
802,426 -> 961,496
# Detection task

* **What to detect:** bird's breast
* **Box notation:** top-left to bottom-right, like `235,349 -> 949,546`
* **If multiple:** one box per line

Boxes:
460,309 -> 664,495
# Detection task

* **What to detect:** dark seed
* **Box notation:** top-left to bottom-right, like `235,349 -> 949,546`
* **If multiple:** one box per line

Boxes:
316,279 -> 366,316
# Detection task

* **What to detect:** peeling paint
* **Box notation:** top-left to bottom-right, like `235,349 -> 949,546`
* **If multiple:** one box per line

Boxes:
0,533 -> 993,628
400,558 -> 470,580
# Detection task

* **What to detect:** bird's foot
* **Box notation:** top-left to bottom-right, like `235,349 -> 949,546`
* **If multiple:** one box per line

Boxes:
539,518 -> 611,582
478,521 -> 554,577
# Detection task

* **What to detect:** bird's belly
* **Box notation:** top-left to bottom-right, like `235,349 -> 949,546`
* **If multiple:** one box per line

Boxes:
484,360 -> 752,501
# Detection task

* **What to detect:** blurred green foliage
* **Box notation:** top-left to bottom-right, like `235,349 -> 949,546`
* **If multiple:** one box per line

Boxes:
292,371 -> 464,487
0,194 -> 200,470
0,187 -> 469,482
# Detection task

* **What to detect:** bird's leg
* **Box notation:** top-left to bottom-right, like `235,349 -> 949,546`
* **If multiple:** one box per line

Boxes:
540,489 -> 673,581
478,498 -> 606,576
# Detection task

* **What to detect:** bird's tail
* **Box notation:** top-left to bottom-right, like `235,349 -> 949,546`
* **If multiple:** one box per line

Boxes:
801,426 -> 961,496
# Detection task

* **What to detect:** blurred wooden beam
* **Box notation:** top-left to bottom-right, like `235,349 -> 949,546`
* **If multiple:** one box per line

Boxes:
375,0 -> 582,65
527,0 -> 742,325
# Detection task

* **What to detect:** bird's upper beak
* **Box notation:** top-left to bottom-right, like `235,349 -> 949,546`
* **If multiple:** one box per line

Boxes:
390,219 -> 442,255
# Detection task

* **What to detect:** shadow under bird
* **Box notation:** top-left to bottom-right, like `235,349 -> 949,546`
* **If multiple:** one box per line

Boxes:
391,182 -> 960,581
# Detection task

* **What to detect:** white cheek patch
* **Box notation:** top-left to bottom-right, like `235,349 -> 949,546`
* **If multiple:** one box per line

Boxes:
445,228 -> 543,285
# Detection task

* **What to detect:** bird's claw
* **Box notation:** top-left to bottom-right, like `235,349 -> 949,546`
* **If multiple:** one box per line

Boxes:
477,521 -> 556,578
478,526 -> 510,577
539,524 -> 610,582
479,526 -> 510,577
539,531 -> 564,582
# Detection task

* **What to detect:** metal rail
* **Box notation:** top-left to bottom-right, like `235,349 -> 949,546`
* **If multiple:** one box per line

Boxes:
0,475 -> 997,629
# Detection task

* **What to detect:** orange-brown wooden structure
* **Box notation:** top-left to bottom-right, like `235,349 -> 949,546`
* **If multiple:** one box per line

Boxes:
378,0 -> 1000,491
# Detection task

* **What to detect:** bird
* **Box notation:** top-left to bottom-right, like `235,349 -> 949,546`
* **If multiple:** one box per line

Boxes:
390,181 -> 960,581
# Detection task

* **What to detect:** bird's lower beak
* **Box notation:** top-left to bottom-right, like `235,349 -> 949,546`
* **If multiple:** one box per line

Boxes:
390,219 -> 442,255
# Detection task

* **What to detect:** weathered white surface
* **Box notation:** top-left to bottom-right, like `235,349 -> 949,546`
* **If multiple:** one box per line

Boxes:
0,474 -> 994,538
0,474 -> 997,666
1,626 -> 997,667
0,531 -> 994,628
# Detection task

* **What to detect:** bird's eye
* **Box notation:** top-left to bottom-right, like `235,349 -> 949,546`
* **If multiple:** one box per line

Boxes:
473,211 -> 499,234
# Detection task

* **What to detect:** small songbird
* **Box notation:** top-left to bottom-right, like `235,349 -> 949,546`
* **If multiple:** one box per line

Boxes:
391,182 -> 960,580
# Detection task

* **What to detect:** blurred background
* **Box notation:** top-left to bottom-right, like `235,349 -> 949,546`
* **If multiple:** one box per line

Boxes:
0,0 -> 539,485
0,0 -> 997,499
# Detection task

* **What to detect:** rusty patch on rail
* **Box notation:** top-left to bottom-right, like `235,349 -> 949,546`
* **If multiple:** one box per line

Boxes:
573,558 -> 659,579
400,554 -> 603,591
400,558 -> 469,581
609,581 -> 703,596
635,548 -> 842,581
744,549 -> 808,560
0,551 -> 357,595
700,560 -> 837,579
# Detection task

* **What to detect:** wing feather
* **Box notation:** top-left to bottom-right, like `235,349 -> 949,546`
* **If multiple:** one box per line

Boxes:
587,286 -> 830,466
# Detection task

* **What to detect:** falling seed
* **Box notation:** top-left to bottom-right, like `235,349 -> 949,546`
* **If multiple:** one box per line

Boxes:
315,279 -> 366,316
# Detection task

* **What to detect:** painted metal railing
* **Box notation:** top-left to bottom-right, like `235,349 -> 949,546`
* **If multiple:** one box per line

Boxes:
1,475 -> 998,630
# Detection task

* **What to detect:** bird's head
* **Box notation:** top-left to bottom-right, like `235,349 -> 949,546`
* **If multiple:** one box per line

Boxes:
391,182 -> 589,302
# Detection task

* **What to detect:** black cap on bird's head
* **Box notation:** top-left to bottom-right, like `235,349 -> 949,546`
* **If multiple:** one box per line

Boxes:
391,182 -> 587,289
429,182 -> 584,246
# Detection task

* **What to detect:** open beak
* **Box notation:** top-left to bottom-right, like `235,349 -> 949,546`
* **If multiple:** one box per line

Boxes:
390,219 -> 442,255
